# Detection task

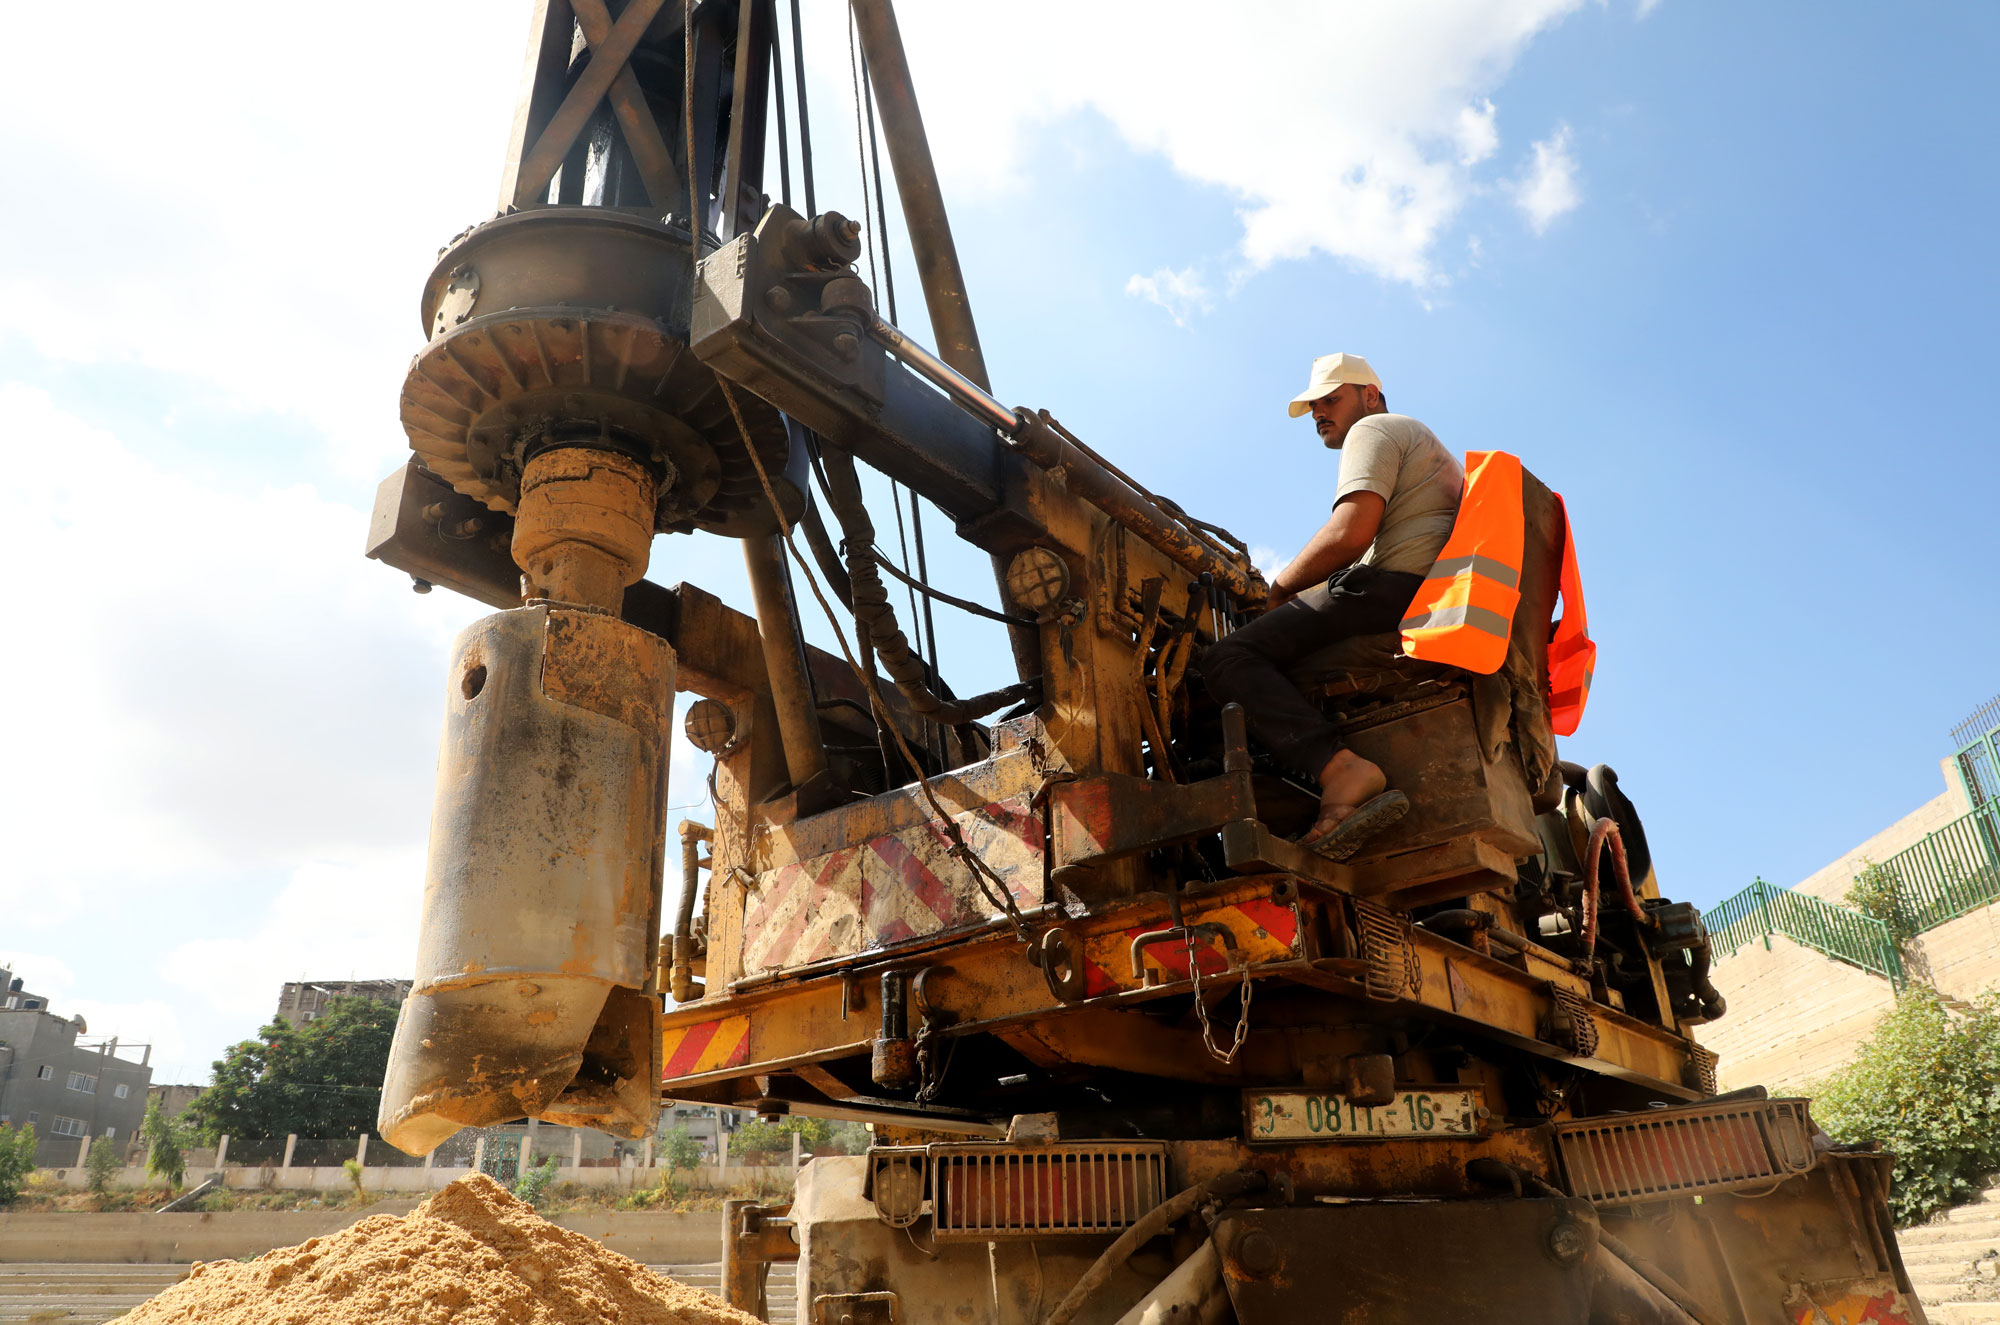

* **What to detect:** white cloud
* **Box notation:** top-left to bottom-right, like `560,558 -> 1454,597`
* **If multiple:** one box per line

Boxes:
882,0 -> 1592,283
1510,127 -> 1584,233
0,0 -> 534,479
0,383 -> 745,1074
164,856 -> 425,1026
1125,266 -> 1213,327
0,384 -> 479,920
1456,100 -> 1501,166
1637,0 -> 1664,16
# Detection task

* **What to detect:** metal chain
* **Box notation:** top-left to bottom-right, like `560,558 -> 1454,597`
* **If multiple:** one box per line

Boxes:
1186,929 -> 1252,1064
913,1017 -> 952,1106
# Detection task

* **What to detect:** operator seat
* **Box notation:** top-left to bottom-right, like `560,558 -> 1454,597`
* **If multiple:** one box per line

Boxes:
1281,465 -> 1568,896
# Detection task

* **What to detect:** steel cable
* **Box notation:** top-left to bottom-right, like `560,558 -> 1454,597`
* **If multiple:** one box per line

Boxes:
715,376 -> 1035,941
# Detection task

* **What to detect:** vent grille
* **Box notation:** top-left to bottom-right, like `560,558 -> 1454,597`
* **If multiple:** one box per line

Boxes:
1555,1098 -> 1817,1204
930,1143 -> 1168,1239
1683,1044 -> 1719,1095
1355,899 -> 1419,1002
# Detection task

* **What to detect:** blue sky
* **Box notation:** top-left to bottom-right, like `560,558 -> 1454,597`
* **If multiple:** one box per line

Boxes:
2,0 -> 1994,1085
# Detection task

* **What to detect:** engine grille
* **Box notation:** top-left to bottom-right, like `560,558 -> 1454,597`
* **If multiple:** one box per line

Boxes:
1554,1098 -> 1817,1204
929,1142 -> 1168,1239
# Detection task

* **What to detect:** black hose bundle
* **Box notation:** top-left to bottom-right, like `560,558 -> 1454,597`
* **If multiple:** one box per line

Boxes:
816,447 -> 1036,724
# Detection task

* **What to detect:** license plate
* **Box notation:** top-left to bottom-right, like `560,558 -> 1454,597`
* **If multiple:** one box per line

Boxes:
1243,1088 -> 1483,1142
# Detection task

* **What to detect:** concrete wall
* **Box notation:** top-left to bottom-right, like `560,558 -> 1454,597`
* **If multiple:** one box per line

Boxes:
31,1162 -> 799,1193
1696,933 -> 1899,1093
0,1207 -> 724,1264
1794,761 -> 1972,903
1911,905 -> 2000,1001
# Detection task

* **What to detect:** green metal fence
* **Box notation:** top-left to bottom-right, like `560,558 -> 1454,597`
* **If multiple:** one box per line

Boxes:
1706,877 -> 1904,984
1868,798 -> 2000,933
1951,695 -> 2000,806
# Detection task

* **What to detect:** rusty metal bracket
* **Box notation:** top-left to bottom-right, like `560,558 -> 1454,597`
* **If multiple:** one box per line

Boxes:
814,1292 -> 902,1325
1131,922 -> 1239,985
1028,926 -> 1089,1003
722,1198 -> 798,1318
1049,770 -> 1254,881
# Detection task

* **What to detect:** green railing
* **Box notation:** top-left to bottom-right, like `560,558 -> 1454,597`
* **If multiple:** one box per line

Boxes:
1707,877 -> 1904,984
1869,798 -> 2000,933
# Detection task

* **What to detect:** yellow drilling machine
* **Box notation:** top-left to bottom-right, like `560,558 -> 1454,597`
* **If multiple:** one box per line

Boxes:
365,2 -> 1920,1321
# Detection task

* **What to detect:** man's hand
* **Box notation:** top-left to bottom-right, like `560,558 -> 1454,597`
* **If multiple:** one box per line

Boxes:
1264,492 -> 1386,613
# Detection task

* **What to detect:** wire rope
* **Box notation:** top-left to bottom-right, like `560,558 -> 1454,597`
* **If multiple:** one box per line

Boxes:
768,0 -> 790,209
715,376 -> 1036,940
788,0 -> 815,214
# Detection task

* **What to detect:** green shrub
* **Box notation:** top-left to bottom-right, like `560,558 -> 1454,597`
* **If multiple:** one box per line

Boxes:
0,1123 -> 36,1205
1810,990 -> 2000,1225
660,1124 -> 703,1175
1846,860 -> 1921,945
513,1156 -> 559,1208
341,1157 -> 367,1201
86,1135 -> 122,1196
140,1096 -> 186,1190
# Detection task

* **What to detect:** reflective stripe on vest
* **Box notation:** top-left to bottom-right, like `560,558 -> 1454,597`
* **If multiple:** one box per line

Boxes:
1547,492 -> 1595,737
1399,450 -> 1524,675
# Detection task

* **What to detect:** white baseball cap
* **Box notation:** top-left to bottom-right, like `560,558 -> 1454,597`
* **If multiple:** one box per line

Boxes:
1287,352 -> 1382,418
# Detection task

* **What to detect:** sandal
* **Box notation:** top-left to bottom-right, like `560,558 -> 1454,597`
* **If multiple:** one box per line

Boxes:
1299,790 -> 1410,862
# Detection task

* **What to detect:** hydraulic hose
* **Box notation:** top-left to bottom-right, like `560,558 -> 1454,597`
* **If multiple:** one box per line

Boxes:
1044,1170 -> 1267,1325
816,446 -> 1036,724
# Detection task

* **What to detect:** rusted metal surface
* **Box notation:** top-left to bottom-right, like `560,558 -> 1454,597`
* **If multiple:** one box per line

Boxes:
1214,1201 -> 1603,1323
1553,1096 -> 1818,1205
741,531 -> 831,796
377,605 -> 671,1153
721,1198 -> 797,1318
794,1156 -> 1163,1325
657,867 -> 1704,1118
401,207 -> 803,537
513,447 -> 657,609
734,718 -> 1059,977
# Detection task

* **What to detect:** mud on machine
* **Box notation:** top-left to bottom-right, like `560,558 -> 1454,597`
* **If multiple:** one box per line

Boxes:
362,2 -> 1919,1321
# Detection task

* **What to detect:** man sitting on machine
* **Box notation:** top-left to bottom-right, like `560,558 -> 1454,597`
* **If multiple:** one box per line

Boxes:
1198,353 -> 1464,860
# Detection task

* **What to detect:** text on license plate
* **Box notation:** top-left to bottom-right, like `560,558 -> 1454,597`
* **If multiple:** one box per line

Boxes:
1243,1088 -> 1482,1141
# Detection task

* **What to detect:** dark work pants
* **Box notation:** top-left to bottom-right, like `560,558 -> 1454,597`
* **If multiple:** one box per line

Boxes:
1197,563 -> 1426,784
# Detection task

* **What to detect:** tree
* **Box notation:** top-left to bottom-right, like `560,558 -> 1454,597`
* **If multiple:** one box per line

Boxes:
659,1124 -> 703,1174
142,1095 -> 187,1190
728,1115 -> 833,1160
0,1123 -> 35,1205
86,1132 -> 122,1195
1810,989 -> 2000,1225
183,997 -> 398,1141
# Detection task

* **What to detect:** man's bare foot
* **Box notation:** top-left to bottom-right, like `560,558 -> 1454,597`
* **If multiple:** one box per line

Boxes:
1314,749 -> 1388,828
1298,751 -> 1410,861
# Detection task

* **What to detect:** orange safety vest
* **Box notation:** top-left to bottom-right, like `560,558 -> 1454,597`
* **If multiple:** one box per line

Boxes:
1399,450 -> 1524,675
1547,493 -> 1594,737
1399,451 -> 1596,735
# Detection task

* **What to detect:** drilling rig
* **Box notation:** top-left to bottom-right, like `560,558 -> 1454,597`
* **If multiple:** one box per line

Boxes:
364,2 -> 1921,1321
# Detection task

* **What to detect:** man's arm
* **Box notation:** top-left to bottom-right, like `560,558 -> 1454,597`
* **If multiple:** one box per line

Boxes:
1265,491 -> 1386,609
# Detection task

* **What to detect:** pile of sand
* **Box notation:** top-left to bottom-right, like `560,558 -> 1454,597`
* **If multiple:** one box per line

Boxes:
118,1172 -> 764,1325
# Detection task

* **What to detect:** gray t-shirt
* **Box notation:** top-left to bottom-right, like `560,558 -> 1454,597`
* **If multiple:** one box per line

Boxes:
1334,413 -> 1465,575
